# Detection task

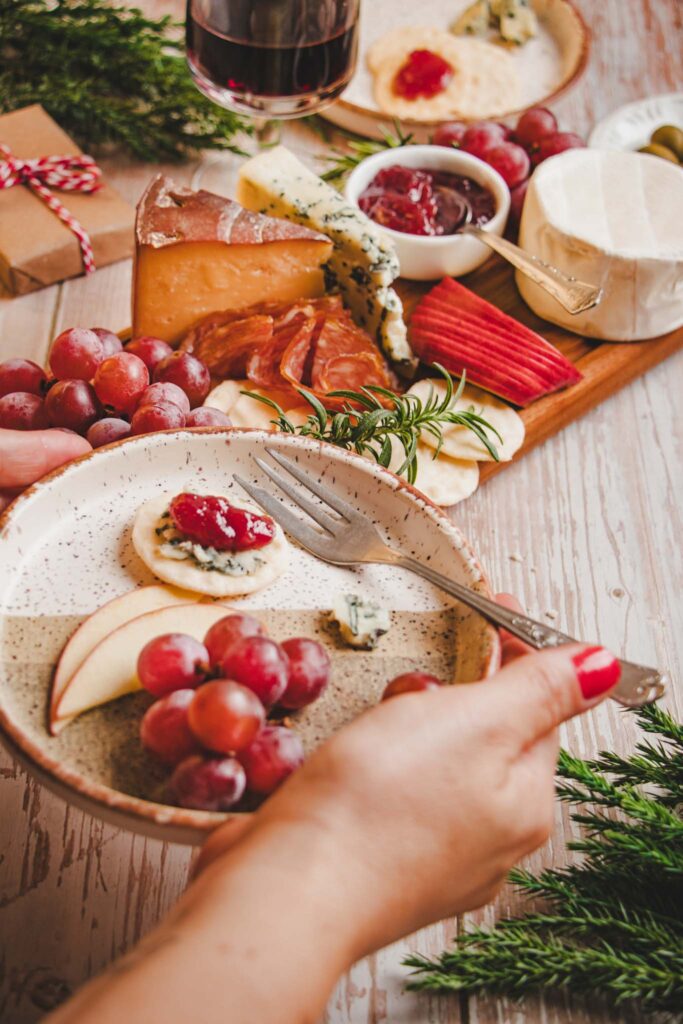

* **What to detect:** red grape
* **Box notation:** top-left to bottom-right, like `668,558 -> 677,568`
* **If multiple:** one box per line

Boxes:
169,493 -> 276,551
92,328 -> 123,357
185,407 -> 232,428
140,689 -> 202,765
93,352 -> 149,415
130,400 -> 186,435
218,636 -> 289,708
126,336 -> 173,373
169,754 -> 246,811
0,392 -> 49,430
188,679 -> 265,754
154,352 -> 210,408
45,379 -> 99,433
86,417 -> 131,448
279,638 -> 331,709
485,142 -> 530,188
461,121 -> 507,160
381,671 -> 443,700
431,122 -> 466,148
239,725 -> 304,795
137,382 -> 190,415
137,633 -> 210,697
533,131 -> 585,166
0,359 -> 46,398
509,179 -> 529,227
515,107 -> 558,149
49,327 -> 104,381
204,613 -> 265,668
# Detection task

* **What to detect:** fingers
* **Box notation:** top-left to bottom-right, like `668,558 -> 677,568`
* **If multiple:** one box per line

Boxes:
0,428 -> 91,490
482,643 -> 620,752
495,593 -> 532,665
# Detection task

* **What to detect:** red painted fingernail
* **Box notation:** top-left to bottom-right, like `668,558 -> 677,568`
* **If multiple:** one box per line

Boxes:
572,646 -> 621,700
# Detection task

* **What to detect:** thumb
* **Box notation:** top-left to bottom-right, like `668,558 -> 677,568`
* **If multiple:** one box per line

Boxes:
0,428 -> 91,491
482,644 -> 620,751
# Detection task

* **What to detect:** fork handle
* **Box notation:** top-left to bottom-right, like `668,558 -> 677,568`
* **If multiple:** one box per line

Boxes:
394,555 -> 666,707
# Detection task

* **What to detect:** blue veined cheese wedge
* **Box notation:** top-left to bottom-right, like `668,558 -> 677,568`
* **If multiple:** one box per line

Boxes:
237,146 -> 416,372
331,593 -> 391,649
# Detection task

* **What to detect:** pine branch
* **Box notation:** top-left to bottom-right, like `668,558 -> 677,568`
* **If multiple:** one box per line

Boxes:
0,0 -> 249,161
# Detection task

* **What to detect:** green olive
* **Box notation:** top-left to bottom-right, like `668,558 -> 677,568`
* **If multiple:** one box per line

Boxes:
638,143 -> 680,164
650,124 -> 683,160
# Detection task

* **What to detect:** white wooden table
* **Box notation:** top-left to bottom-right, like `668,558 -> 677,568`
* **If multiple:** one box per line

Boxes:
1,1 -> 681,1020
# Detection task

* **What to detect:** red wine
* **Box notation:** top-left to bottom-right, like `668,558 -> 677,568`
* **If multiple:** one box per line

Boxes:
186,2 -> 358,118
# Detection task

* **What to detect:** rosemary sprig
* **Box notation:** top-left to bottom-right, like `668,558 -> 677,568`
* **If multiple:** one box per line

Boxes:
242,366 -> 501,485
320,121 -> 416,185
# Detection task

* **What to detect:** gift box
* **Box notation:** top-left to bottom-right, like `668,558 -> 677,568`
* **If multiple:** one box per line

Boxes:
0,104 -> 135,295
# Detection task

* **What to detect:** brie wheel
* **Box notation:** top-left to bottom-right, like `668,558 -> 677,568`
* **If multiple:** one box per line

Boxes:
132,493 -> 289,597
408,379 -> 525,462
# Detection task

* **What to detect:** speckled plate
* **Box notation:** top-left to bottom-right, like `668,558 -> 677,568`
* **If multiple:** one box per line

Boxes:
322,0 -> 590,140
0,430 -> 500,844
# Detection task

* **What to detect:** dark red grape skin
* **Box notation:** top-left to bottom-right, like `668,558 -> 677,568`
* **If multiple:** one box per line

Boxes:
532,131 -> 586,167
92,328 -> 123,357
185,407 -> 232,427
461,122 -> 507,160
86,417 -> 132,448
485,142 -> 530,189
509,179 -> 529,228
431,122 -> 466,148
45,380 -> 100,433
49,327 -> 104,381
203,613 -> 265,669
239,725 -> 304,795
279,637 -> 331,709
169,754 -> 246,811
153,352 -> 211,408
140,689 -> 202,765
138,382 -> 190,415
381,671 -> 444,700
514,107 -> 558,149
130,400 -> 186,435
188,679 -> 265,754
0,392 -> 49,430
0,359 -> 47,399
93,352 -> 150,416
219,636 -> 289,708
125,336 -> 173,373
137,633 -> 210,698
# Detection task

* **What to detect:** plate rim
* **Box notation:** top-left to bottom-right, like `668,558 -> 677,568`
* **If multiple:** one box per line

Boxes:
0,427 -> 501,840
588,91 -> 683,149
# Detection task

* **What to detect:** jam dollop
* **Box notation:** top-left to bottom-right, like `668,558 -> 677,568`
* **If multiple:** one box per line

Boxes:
393,49 -> 454,100
358,165 -> 496,236
169,493 -> 275,552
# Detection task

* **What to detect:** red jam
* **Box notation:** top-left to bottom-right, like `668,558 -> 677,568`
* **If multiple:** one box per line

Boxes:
358,165 -> 496,236
393,50 -> 454,100
169,493 -> 276,552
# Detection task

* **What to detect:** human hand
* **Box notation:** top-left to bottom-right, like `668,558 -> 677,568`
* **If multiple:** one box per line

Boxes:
0,428 -> 91,512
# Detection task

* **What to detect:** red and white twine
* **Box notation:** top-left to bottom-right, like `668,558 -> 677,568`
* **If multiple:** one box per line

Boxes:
0,145 -> 103,274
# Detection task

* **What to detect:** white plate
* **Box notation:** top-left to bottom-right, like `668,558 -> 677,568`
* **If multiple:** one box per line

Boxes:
0,429 -> 500,843
588,93 -> 683,152
322,0 -> 590,140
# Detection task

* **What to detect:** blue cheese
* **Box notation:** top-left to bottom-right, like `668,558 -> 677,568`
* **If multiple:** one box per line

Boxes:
156,518 -> 266,577
330,593 -> 391,650
237,146 -> 416,372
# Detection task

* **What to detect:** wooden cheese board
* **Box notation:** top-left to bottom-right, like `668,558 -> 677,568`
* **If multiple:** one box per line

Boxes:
397,256 -> 683,483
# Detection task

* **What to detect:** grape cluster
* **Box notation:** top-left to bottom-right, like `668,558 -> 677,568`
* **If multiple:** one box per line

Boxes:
432,107 -> 586,227
0,328 -> 230,445
137,613 -> 332,811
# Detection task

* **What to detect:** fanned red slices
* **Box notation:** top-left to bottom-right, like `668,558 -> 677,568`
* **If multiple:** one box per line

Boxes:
409,278 -> 582,407
180,297 -> 397,409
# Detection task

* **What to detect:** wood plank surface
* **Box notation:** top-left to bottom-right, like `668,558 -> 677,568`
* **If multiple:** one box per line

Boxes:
1,1 -> 682,1022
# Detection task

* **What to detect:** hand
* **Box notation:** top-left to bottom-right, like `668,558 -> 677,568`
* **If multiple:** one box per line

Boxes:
199,596 -> 620,959
0,428 -> 91,511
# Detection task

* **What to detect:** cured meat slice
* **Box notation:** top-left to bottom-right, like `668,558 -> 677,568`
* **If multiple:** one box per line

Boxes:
182,314 -> 274,378
246,315 -> 313,390
318,352 -> 395,394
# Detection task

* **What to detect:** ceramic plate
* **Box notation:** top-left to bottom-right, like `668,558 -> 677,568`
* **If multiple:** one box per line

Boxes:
322,0 -> 590,140
588,93 -> 683,151
0,430 -> 500,844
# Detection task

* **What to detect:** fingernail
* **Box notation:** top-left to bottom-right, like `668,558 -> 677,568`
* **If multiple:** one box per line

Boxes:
572,646 -> 621,700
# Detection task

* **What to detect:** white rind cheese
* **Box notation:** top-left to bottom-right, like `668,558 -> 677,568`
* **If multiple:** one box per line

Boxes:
237,146 -> 416,371
517,149 -> 683,342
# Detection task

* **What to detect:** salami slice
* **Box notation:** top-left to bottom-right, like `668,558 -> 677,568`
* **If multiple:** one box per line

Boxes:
318,352 -> 395,395
247,314 -> 312,390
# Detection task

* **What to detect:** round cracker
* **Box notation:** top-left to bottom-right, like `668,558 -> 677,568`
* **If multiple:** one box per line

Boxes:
204,382 -> 311,431
384,436 -> 479,506
409,379 -> 525,462
132,493 -> 289,598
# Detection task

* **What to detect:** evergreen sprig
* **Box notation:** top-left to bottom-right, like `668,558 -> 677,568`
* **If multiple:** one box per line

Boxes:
319,121 -> 415,185
242,365 -> 501,485
404,704 -> 683,1015
0,0 -> 249,161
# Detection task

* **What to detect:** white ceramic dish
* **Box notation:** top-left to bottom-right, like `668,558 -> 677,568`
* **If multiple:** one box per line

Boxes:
344,145 -> 510,280
0,429 -> 500,844
588,93 -> 683,152
322,0 -> 590,140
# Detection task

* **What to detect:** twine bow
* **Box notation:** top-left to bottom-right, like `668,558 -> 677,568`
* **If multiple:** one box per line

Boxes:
0,145 -> 103,275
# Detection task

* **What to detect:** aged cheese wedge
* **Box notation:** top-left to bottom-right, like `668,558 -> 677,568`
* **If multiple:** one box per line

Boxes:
408,379 -> 525,462
237,146 -> 416,373
132,175 -> 333,342
518,150 -> 683,341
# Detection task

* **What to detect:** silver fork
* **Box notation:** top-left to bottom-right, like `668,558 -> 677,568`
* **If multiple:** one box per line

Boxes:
234,448 -> 666,707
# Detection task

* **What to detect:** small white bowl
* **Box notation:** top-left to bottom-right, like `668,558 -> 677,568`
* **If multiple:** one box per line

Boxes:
344,145 -> 510,280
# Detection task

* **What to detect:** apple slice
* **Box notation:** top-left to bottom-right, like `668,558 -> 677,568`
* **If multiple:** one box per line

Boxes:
49,585 -> 195,733
52,602 -> 234,733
